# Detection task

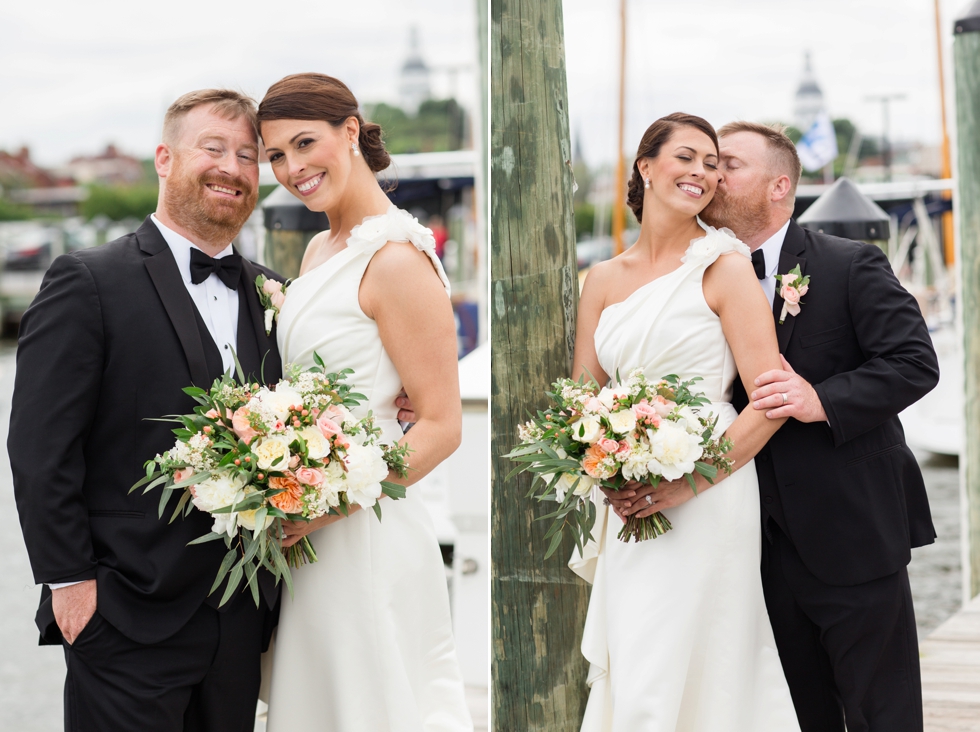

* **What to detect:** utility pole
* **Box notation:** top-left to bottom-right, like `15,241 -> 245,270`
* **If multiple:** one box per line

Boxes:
611,0 -> 627,256
491,0 -> 590,728
954,0 -> 980,601
864,93 -> 906,182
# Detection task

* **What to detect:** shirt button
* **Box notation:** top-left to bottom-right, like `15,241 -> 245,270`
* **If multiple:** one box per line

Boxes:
213,296 -> 218,301
224,345 -> 229,349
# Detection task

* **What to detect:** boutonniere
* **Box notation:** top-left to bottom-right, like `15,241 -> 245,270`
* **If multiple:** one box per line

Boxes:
255,274 -> 290,335
775,266 -> 810,325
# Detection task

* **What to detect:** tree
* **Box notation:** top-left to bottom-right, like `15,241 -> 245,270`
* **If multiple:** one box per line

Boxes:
80,184 -> 158,221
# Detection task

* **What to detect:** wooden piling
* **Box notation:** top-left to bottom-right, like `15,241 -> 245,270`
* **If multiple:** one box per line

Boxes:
490,0 -> 590,727
954,1 -> 980,599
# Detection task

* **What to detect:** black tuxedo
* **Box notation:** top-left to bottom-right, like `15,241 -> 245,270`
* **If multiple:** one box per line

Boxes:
733,221 -> 939,732
10,217 -> 283,731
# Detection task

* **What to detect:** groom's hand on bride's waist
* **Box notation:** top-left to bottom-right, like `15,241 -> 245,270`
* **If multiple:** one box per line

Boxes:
395,390 -> 416,423
52,579 -> 97,645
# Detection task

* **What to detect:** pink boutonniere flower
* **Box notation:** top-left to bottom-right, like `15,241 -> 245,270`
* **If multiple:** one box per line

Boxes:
775,266 -> 810,325
255,274 -> 291,335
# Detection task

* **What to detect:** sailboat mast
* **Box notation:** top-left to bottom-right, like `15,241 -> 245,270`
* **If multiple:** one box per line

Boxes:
935,0 -> 955,264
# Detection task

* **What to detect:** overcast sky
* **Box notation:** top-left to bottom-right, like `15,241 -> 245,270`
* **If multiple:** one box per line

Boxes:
563,0 -> 971,166
0,0 -> 479,167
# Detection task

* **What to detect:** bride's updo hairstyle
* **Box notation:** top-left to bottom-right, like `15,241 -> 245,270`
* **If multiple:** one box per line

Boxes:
257,73 -> 391,173
627,112 -> 718,223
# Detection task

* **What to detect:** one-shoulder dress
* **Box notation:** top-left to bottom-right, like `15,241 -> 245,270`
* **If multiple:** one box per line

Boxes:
570,221 -> 801,732
265,206 -> 473,732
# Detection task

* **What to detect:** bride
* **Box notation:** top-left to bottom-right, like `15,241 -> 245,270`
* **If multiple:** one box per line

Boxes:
257,73 -> 473,732
570,113 -> 801,731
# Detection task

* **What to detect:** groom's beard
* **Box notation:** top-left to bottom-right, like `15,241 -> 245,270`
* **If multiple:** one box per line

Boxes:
163,155 -> 257,245
700,186 -> 770,242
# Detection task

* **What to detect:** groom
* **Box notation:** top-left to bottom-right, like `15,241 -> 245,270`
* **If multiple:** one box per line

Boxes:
614,122 -> 938,731
10,89 -> 284,731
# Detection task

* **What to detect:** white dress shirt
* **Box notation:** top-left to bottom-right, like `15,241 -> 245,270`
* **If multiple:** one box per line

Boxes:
49,217 -> 239,591
755,219 -> 792,306
150,214 -> 239,374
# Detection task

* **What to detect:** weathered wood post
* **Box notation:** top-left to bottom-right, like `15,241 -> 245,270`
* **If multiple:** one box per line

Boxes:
491,0 -> 590,728
954,0 -> 980,600
261,186 -> 329,279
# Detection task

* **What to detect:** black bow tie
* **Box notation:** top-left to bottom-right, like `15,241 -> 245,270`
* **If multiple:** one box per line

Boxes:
751,249 -> 766,280
189,248 -> 242,290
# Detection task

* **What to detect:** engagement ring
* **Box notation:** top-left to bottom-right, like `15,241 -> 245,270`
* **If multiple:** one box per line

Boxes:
602,497 -> 612,506
645,495 -> 653,505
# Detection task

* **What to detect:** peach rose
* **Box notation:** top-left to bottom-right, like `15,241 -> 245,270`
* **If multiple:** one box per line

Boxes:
262,279 -> 282,295
798,284 -> 809,296
598,438 -> 619,453
317,414 -> 343,439
268,473 -> 304,514
295,466 -> 324,486
781,285 -> 801,305
270,290 -> 286,309
632,400 -> 663,427
615,440 -> 631,457
650,395 -> 675,418
174,467 -> 195,484
232,407 -> 258,444
582,443 -> 615,479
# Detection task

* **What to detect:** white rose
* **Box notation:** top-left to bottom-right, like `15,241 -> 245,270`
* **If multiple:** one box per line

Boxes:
343,443 -> 388,508
323,459 -> 345,485
607,409 -> 637,434
211,512 -> 239,538
261,386 -> 304,421
597,386 -> 628,411
253,436 -> 291,471
237,508 -> 274,531
649,421 -> 704,481
675,407 -> 701,431
299,426 -> 331,460
556,472 -> 594,500
191,470 -> 246,514
571,415 -> 602,444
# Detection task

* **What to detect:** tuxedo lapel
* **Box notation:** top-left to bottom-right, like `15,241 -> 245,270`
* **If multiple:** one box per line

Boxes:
239,258 -> 280,384
773,221 -> 808,354
137,218 -> 211,388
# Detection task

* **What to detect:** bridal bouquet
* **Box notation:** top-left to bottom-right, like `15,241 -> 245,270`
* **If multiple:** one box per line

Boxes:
505,370 -> 734,559
131,355 -> 410,606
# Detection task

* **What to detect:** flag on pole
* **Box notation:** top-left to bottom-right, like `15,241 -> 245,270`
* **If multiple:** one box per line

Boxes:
797,112 -> 839,171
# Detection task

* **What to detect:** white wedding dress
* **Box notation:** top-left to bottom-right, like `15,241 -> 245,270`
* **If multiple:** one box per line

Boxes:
265,206 -> 472,732
570,221 -> 801,731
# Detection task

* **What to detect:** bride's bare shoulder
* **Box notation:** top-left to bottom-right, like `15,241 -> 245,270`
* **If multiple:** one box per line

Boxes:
298,230 -> 331,275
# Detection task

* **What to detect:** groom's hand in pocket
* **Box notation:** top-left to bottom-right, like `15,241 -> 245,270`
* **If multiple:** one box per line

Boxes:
52,579 -> 97,645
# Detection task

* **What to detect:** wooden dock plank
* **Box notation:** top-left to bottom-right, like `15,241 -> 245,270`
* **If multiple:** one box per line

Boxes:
922,594 -> 980,730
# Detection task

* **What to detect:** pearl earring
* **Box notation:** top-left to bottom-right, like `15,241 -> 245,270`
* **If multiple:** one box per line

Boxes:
352,142 -> 360,156
643,178 -> 650,189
